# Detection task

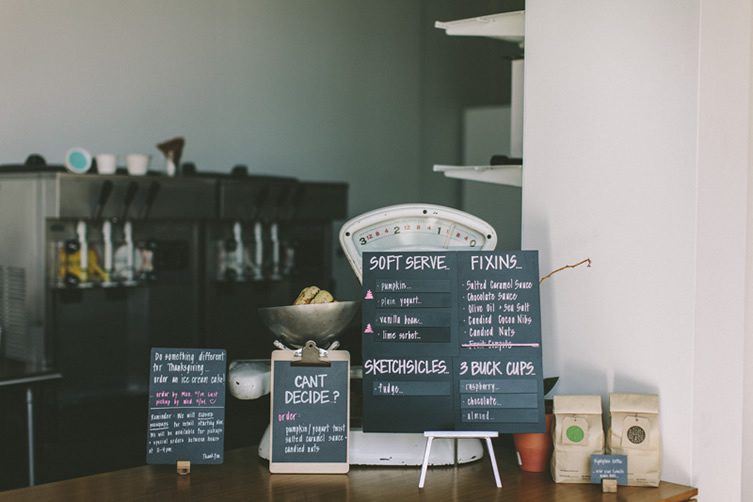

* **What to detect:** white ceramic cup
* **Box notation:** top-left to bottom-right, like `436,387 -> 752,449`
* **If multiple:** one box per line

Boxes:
126,154 -> 150,175
95,154 -> 117,175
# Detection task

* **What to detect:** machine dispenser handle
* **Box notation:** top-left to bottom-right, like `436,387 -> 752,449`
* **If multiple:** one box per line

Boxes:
287,184 -> 306,220
232,222 -> 245,281
121,181 -> 139,221
277,184 -> 304,276
253,221 -> 264,280
265,186 -> 292,279
124,221 -> 134,282
102,220 -> 113,280
93,180 -> 113,221
274,185 -> 291,219
253,185 -> 269,219
77,220 -> 89,283
248,185 -> 270,280
270,222 -> 280,279
142,181 -> 161,219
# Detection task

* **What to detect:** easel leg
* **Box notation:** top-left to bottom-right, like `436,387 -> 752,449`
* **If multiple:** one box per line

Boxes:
418,437 -> 434,488
484,437 -> 502,488
26,387 -> 35,486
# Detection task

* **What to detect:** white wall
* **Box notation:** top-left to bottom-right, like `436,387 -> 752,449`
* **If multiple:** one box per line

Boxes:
694,1 -> 751,498
524,1 -> 751,498
742,0 -> 753,499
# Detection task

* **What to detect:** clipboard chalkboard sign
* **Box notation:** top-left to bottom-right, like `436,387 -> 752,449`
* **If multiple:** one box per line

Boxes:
270,346 -> 350,473
361,251 -> 545,434
146,348 -> 227,464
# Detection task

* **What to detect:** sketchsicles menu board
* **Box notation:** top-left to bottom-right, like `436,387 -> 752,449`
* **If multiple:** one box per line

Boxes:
362,251 -> 544,434
146,348 -> 227,464
270,349 -> 350,473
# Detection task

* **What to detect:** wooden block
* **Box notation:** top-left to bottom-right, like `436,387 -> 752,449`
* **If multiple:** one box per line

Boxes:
176,461 -> 191,476
602,478 -> 618,493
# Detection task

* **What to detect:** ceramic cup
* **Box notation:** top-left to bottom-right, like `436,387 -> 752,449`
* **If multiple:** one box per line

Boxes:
64,147 -> 93,174
95,154 -> 117,175
126,154 -> 150,176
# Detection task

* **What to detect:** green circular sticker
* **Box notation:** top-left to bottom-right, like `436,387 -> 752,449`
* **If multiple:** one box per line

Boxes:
566,425 -> 585,443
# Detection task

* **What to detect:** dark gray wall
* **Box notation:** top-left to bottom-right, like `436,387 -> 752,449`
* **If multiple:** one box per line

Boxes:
0,0 -> 522,297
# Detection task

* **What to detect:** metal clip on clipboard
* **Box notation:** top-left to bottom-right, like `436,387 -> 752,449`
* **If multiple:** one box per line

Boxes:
291,340 -> 332,367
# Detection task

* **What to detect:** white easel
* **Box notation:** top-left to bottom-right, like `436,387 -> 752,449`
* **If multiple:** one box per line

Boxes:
418,431 -> 501,488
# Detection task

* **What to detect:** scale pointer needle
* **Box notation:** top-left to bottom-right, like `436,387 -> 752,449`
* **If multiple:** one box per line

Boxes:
443,224 -> 455,248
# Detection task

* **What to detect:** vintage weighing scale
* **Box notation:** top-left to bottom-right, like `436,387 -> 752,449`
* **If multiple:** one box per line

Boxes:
229,203 -> 498,465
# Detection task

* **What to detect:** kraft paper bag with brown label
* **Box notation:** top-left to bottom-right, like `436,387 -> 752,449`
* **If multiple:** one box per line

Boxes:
607,393 -> 661,487
551,395 -> 604,483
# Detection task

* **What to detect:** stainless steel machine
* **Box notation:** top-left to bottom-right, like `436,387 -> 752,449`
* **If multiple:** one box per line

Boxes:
0,165 -> 213,397
0,156 -> 347,479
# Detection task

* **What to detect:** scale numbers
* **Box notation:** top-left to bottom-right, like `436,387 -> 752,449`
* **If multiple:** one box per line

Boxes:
339,204 -> 498,281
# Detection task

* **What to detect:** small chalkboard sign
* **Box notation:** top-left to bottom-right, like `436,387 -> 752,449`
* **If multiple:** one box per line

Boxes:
270,347 -> 350,473
146,348 -> 227,464
591,454 -> 628,485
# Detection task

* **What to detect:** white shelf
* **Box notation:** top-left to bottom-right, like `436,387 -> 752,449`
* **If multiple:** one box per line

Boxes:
433,10 -> 525,188
434,10 -> 524,45
433,164 -> 522,187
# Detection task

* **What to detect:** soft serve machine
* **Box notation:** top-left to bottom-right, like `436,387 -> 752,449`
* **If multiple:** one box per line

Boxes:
0,160 -> 214,397
0,156 -> 347,476
229,203 -> 500,465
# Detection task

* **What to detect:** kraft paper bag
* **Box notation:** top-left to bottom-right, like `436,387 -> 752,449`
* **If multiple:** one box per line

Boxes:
607,393 -> 661,487
551,395 -> 604,483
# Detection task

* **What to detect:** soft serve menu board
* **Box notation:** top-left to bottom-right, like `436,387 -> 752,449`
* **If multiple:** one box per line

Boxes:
146,348 -> 226,464
361,251 -> 545,433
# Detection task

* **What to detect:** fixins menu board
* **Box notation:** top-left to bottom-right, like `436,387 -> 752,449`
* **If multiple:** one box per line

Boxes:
362,251 -> 545,433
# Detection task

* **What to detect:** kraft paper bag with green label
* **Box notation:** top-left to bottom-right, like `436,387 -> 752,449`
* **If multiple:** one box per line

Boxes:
607,393 -> 661,487
551,395 -> 604,483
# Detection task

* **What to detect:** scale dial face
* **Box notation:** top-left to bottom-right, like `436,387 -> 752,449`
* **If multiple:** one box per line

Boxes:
339,203 -> 497,282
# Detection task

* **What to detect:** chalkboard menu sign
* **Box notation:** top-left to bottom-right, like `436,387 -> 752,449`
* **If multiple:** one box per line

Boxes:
270,349 -> 350,473
146,348 -> 227,464
362,251 -> 544,434
591,454 -> 628,485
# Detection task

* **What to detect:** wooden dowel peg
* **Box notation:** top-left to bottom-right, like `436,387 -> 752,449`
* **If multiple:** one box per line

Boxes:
602,478 -> 617,493
176,460 -> 191,476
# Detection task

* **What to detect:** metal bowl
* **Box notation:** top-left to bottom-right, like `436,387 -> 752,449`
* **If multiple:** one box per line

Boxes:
258,301 -> 360,348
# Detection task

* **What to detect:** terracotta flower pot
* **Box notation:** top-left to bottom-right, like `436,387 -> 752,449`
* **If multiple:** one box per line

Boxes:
513,414 -> 553,473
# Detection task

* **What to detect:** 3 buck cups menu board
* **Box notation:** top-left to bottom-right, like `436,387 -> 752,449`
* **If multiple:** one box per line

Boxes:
361,251 -> 545,433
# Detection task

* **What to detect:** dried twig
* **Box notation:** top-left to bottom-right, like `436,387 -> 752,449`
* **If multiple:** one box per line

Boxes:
539,258 -> 592,285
